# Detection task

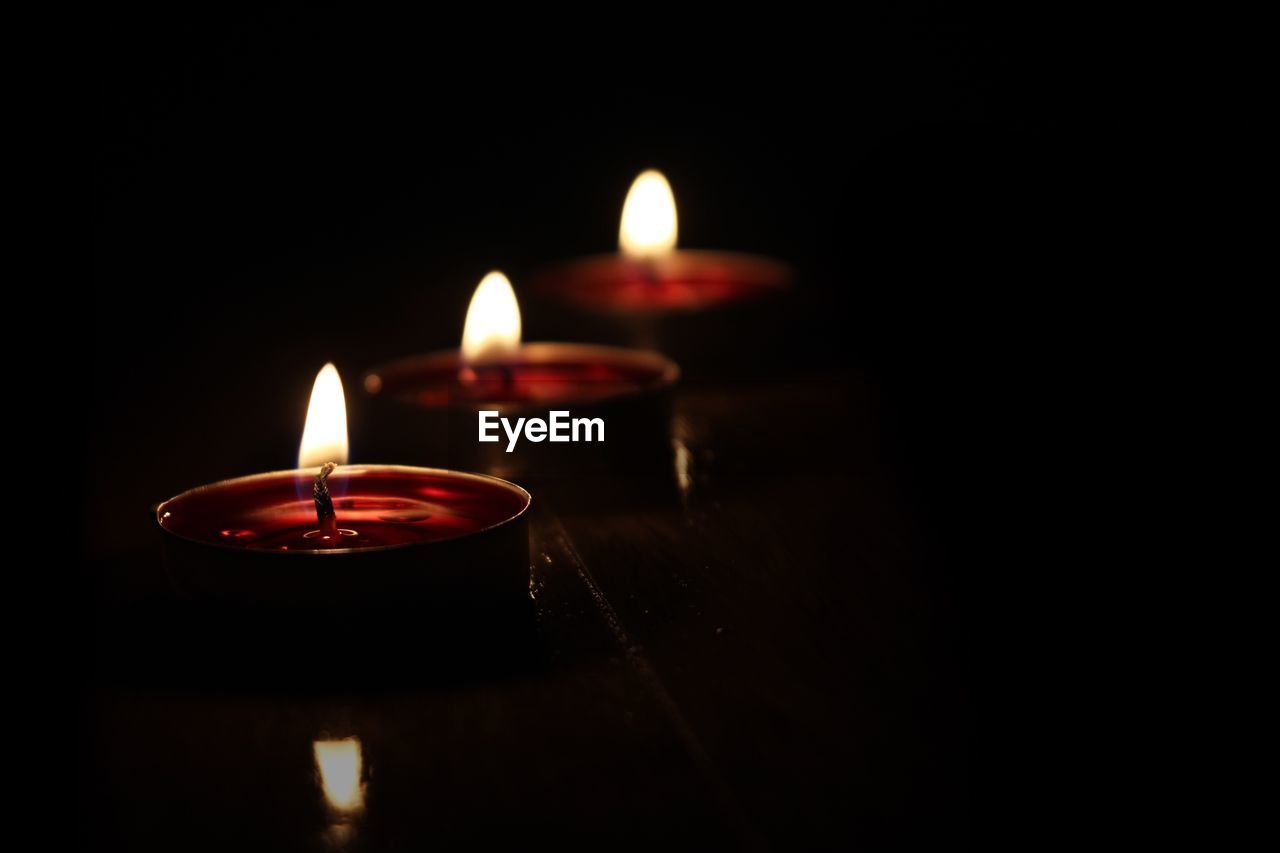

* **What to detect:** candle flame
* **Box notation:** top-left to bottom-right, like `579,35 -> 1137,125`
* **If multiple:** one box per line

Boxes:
299,363 -> 349,468
461,271 -> 521,363
619,169 -> 678,259
314,738 -> 365,814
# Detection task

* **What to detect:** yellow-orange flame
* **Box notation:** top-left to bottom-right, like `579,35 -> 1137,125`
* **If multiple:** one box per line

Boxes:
460,271 -> 521,363
619,169 -> 677,259
298,363 -> 349,468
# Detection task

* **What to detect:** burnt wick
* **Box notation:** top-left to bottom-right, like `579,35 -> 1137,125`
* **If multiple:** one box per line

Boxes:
313,462 -> 339,538
463,363 -> 514,394
490,364 -> 513,393
640,258 -> 662,288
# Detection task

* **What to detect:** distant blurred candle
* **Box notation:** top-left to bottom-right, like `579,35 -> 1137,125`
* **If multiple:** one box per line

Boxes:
531,169 -> 792,314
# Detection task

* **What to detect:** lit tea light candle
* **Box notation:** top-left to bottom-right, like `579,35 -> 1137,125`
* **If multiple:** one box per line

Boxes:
154,364 -> 531,605
531,169 -> 793,313
362,272 -> 678,478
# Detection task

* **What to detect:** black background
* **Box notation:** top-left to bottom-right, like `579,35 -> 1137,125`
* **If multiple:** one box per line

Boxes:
87,8 -> 1100,848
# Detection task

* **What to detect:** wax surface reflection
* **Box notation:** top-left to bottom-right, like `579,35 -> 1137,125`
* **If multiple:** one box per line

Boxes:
532,170 -> 791,313
158,466 -> 531,552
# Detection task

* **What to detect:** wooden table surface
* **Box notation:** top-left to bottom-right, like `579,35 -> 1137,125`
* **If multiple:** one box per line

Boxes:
81,374 -> 970,851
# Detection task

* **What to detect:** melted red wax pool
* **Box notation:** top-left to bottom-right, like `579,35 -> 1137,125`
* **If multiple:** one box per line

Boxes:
416,360 -> 646,406
530,250 -> 792,313
365,344 -> 677,408
158,467 -> 528,552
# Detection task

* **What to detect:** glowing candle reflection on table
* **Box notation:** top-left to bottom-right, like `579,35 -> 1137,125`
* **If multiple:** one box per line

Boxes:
314,737 -> 365,849
315,737 -> 365,814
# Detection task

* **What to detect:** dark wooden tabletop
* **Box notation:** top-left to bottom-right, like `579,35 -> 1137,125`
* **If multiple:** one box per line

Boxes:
81,372 -> 970,851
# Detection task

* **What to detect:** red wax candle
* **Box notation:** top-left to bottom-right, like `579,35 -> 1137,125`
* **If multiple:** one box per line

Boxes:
530,170 -> 792,314
155,465 -> 531,606
531,250 -> 792,314
364,342 -> 677,408
362,273 -> 679,479
154,364 -> 532,607
157,465 -> 529,552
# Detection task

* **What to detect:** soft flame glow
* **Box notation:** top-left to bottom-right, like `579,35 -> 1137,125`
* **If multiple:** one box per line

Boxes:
314,738 -> 364,814
299,363 -> 349,468
460,271 -> 521,363
619,169 -> 678,259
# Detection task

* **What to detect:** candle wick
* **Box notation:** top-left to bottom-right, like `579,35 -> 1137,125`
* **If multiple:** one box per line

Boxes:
641,258 -> 662,288
313,462 -> 339,538
495,364 -> 513,394
463,363 -> 514,395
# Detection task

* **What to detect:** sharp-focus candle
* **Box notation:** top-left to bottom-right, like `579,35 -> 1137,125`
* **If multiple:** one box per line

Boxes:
155,364 -> 531,606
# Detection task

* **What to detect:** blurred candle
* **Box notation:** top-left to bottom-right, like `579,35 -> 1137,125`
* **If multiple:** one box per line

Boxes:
363,270 -> 678,478
531,168 -> 792,314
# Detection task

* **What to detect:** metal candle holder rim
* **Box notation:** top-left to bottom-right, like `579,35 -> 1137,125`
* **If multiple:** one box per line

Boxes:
154,464 -> 533,557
